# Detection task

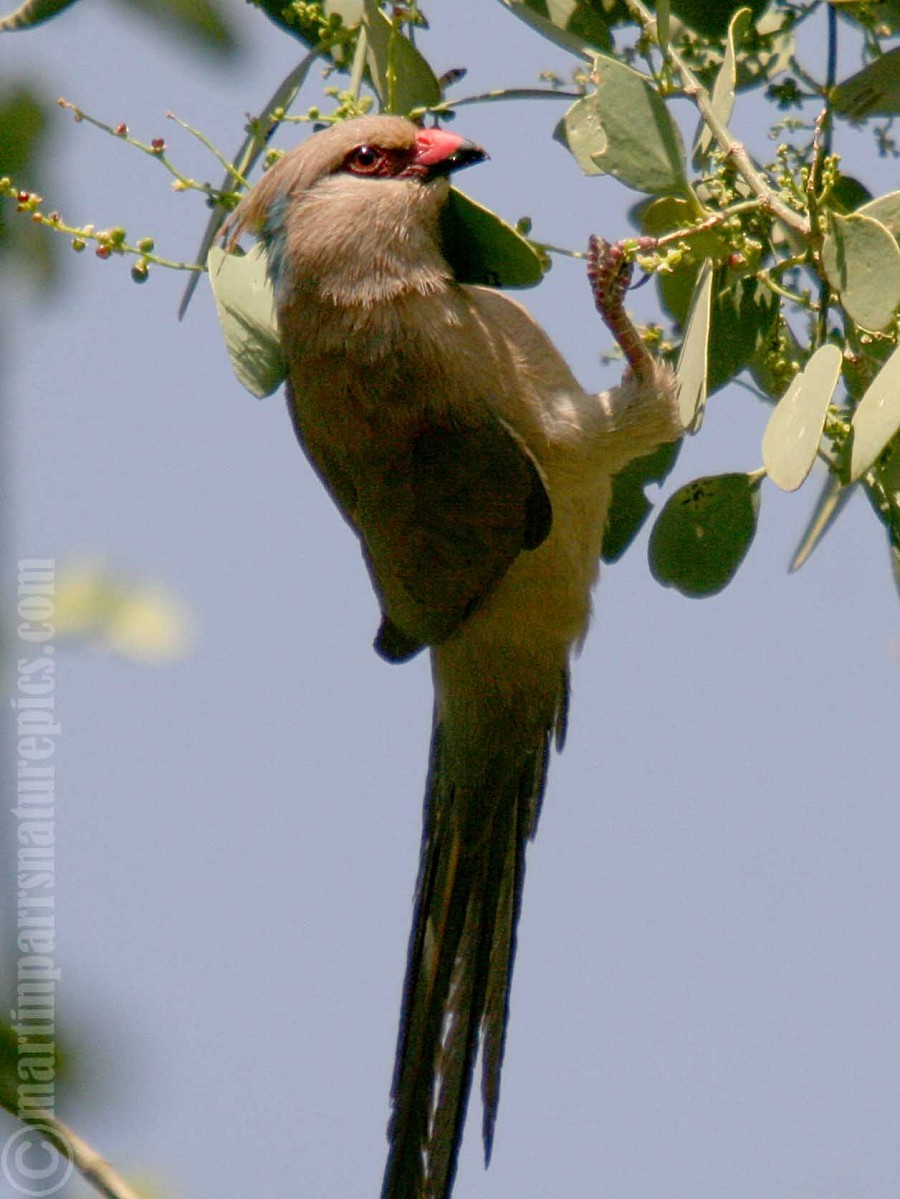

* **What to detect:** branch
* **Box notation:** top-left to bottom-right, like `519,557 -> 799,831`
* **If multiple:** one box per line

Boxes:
624,0 -> 811,239
4,1106 -> 142,1199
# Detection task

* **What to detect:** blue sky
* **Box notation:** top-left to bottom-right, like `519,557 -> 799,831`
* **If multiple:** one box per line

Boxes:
3,4 -> 899,1199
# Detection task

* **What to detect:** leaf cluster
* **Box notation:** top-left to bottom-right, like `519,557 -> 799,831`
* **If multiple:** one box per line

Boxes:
3,0 -> 899,602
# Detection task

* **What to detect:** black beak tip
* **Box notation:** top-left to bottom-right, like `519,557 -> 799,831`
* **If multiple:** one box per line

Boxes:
450,143 -> 488,172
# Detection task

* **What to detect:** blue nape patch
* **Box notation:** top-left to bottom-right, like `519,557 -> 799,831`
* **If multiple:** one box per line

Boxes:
260,193 -> 292,307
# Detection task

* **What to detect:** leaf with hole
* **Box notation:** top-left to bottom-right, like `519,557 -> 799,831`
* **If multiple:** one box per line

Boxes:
207,245 -> 286,399
649,472 -> 761,597
561,56 -> 688,195
762,344 -> 842,492
821,211 -> 900,331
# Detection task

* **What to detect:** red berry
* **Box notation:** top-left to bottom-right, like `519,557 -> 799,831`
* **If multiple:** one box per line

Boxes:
95,245 -> 111,259
115,123 -> 128,137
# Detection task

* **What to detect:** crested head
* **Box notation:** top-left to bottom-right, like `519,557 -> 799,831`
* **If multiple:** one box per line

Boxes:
225,116 -> 486,310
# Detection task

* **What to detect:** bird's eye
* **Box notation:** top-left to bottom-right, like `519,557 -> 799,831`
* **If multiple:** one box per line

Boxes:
346,145 -> 381,173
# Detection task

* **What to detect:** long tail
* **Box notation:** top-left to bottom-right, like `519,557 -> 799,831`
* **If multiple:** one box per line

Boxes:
380,704 -> 560,1199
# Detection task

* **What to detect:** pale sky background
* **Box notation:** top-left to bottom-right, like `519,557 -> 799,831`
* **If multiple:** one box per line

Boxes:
3,4 -> 899,1199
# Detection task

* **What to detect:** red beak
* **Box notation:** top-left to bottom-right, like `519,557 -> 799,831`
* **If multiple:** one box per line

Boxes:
413,128 -> 487,177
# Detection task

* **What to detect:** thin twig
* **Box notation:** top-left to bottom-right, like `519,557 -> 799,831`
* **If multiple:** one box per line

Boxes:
167,111 -> 249,188
623,0 -> 811,239
8,1107 -> 142,1199
411,87 -> 579,119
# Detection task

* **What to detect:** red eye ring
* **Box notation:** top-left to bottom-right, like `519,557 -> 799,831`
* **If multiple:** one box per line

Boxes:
346,144 -> 381,173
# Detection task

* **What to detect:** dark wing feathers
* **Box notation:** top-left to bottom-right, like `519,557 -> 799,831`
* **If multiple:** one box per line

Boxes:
359,416 -> 552,653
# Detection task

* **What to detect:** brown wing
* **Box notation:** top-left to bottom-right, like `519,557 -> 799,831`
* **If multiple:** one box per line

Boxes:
358,417 -> 552,660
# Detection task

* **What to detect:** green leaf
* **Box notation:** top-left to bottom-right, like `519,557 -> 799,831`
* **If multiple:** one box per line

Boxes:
0,0 -> 77,30
831,0 -> 900,36
734,8 -> 794,89
207,245 -> 286,399
179,48 -> 323,319
649,472 -> 761,597
762,343 -> 842,492
665,0 -> 767,36
707,273 -> 779,394
561,56 -> 688,195
821,211 -> 900,331
364,0 -> 440,114
493,0 -> 614,57
748,318 -> 802,402
693,7 -> 752,165
253,0 -> 362,56
0,1020 -> 18,1114
856,190 -> 900,240
861,430 -> 900,595
850,343 -> 900,480
0,86 -> 57,287
824,173 -> 872,215
656,0 -> 670,52
676,259 -> 713,430
789,472 -> 852,572
441,188 -> 545,288
832,46 -> 900,119
631,195 -> 728,324
113,0 -> 238,56
603,439 -> 681,563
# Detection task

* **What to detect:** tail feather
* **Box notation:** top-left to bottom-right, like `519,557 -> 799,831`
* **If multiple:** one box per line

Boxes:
381,719 -> 552,1199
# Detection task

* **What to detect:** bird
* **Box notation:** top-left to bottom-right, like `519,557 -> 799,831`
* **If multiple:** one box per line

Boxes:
225,113 -> 682,1199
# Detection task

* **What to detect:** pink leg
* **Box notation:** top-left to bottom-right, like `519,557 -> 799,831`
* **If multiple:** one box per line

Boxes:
586,235 -> 654,383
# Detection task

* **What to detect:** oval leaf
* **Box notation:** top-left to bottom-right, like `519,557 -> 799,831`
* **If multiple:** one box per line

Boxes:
861,431 -> 900,556
603,440 -> 681,563
493,0 -> 606,57
562,56 -> 688,195
832,46 -> 900,119
821,211 -> 900,331
850,343 -> 900,480
693,7 -> 752,165
762,343 -> 842,492
441,188 -> 544,288
0,0 -> 78,30
180,48 -> 324,319
364,0 -> 440,114
789,473 -> 852,573
708,274 -> 779,394
676,259 -> 713,430
207,245 -> 286,399
649,472 -> 761,597
856,190 -> 900,240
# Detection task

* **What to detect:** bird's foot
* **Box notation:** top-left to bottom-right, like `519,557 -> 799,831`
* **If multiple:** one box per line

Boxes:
587,234 -> 654,384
